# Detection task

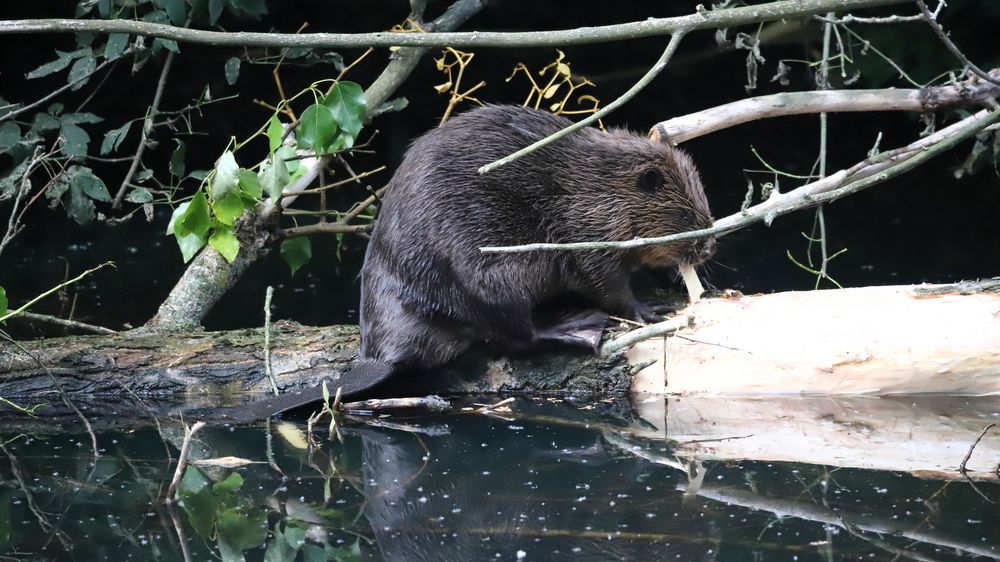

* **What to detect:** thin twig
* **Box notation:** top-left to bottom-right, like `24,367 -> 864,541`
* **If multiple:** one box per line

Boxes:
113,22 -> 188,208
263,286 -> 277,395
0,54 -> 124,123
0,262 -> 115,323
11,311 -> 117,335
916,0 -> 1000,86
478,31 -> 687,174
165,421 -> 206,504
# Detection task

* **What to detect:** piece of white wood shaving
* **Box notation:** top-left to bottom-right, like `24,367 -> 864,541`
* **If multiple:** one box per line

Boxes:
679,262 -> 704,303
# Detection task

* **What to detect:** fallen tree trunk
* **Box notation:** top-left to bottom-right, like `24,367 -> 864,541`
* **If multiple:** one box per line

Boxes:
627,279 -> 1000,395
0,320 -> 631,415
0,281 -> 996,419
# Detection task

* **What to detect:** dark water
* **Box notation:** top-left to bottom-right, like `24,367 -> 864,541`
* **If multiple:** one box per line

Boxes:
2,397 -> 997,561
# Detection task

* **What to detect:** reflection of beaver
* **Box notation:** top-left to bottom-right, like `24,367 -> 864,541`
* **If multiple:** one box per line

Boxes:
249,105 -> 715,417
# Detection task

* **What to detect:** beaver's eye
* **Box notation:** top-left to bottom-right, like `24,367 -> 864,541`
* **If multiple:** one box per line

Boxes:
638,169 -> 663,193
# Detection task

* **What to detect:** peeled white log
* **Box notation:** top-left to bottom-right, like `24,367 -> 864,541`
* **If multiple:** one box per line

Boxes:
627,282 -> 1000,396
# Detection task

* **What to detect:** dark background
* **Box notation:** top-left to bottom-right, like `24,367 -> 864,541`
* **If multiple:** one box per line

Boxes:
1,0 -> 998,334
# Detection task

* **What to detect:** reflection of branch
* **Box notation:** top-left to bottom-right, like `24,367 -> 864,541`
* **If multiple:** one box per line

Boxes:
690,483 -> 1000,560
650,77 -> 1000,144
959,423 -> 998,504
0,0 -> 911,49
0,441 -> 73,551
481,108 -> 1000,255
165,421 -> 205,504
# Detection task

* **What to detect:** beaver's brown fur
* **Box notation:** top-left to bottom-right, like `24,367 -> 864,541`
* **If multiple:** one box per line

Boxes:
359,104 -> 714,373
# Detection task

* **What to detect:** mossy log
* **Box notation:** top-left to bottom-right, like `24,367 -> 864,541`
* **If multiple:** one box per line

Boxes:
0,320 -> 631,419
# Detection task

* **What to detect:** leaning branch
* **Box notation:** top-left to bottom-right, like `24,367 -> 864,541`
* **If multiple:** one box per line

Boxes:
481,107 -> 1000,254
0,0 -> 909,49
649,75 -> 1000,144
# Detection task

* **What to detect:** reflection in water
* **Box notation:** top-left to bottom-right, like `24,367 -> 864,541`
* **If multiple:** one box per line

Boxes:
0,397 -> 997,560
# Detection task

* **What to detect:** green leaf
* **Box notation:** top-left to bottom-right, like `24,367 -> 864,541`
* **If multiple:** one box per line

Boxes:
266,115 -> 283,153
170,139 -> 187,178
208,0 -> 223,24
258,153 -> 289,201
263,527 -> 298,562
61,112 -> 103,125
209,226 -> 240,262
64,178 -> 96,224
126,187 -> 153,204
212,191 -> 246,226
105,33 -> 129,60
211,151 -> 240,200
300,545 -> 325,562
238,169 -> 262,199
177,467 -> 216,538
30,112 -> 60,133
283,525 -> 306,550
217,507 -> 268,551
0,287 -> 7,319
224,57 -> 241,86
276,145 -> 299,177
229,0 -> 268,18
178,464 -> 210,495
176,230 -> 208,262
213,472 -> 244,493
322,81 -> 366,148
67,51 -> 97,90
297,103 -> 337,152
154,38 -> 181,53
177,191 -> 211,237
100,121 -> 132,155
69,166 -> 111,201
158,0 -> 188,25
0,122 -> 20,154
280,237 -> 311,277
59,123 -> 90,157
26,50 -> 78,79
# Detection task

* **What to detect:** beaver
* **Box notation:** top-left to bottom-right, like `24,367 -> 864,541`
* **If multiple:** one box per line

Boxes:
245,105 -> 715,418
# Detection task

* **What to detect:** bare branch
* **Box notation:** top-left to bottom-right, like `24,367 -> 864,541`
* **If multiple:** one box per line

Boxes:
112,41 -> 180,208
275,222 -> 372,240
0,0 -> 911,49
650,78 -> 1000,144
916,0 -> 1000,86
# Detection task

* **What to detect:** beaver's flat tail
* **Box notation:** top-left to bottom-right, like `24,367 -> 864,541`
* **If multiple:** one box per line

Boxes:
231,359 -> 394,421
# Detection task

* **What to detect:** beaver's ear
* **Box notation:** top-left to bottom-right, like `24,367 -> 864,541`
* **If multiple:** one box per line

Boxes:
638,168 -> 663,193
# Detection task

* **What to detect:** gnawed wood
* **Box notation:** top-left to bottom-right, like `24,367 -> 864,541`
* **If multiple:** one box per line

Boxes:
627,282 -> 1000,396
